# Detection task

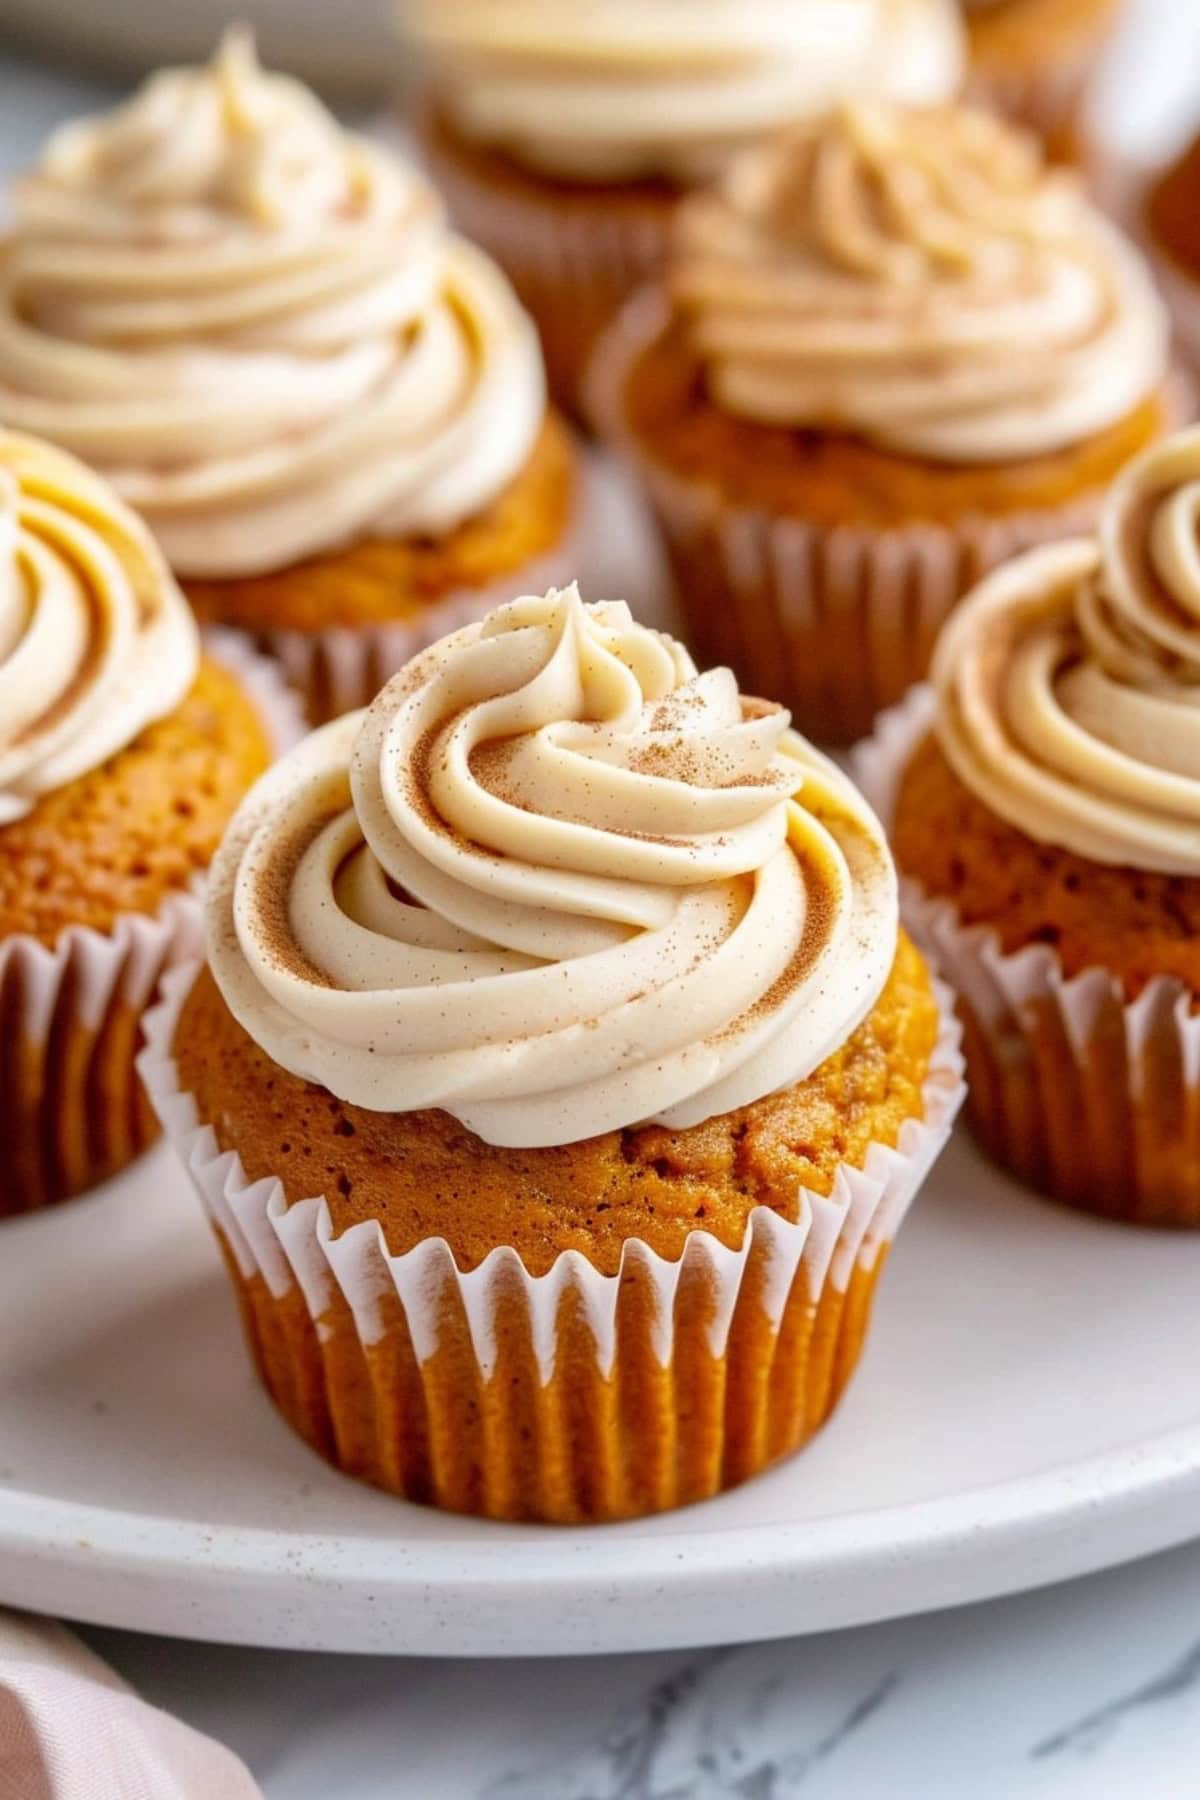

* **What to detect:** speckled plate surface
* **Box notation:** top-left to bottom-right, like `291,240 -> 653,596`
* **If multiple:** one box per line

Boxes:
2,1125 -> 1199,1657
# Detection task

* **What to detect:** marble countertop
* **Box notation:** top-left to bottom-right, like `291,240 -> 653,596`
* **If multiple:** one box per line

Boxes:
83,1539 -> 1200,1798
3,5 -> 1199,1793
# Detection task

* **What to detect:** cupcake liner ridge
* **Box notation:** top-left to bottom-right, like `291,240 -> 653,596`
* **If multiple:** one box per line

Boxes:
141,961 -> 964,1391
856,686 -> 1200,1226
0,634 -> 300,1218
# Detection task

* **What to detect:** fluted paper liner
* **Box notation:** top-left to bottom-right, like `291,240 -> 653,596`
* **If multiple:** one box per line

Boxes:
139,965 -> 964,1523
0,636 -> 303,1219
415,105 -> 672,424
856,685 -> 1200,1228
203,452 -> 602,726
589,290 -> 1127,745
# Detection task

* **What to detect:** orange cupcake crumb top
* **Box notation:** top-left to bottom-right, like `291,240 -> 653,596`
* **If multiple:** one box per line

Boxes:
894,732 -> 1200,1000
966,0 -> 1121,73
0,656 -> 271,945
624,324 -> 1171,530
174,934 -> 938,1278
183,413 -> 575,635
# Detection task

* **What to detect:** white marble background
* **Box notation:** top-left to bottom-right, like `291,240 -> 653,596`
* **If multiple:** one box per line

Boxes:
2,2 -> 1199,1793
86,1538 -> 1200,1798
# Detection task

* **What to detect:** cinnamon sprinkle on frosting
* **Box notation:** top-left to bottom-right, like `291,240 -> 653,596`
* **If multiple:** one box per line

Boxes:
205,583 -> 897,1146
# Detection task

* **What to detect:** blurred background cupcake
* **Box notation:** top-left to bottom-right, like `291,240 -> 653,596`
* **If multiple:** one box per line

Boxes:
1143,125 -> 1200,374
0,431 -> 294,1217
0,31 -> 586,723
400,0 -> 965,420
961,0 -> 1126,163
142,584 -> 963,1523
593,98 -> 1175,745
859,426 -> 1200,1228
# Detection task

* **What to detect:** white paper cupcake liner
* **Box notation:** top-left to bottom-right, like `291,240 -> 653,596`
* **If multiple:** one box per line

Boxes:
0,888 -> 203,1217
139,963 -> 965,1521
0,636 -> 301,1218
203,627 -> 307,760
590,289 -> 1145,744
203,451 -> 601,726
415,103 -> 672,422
856,686 -> 1200,1226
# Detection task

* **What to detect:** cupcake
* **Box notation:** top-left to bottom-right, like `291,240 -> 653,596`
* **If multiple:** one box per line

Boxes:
858,426 -> 1200,1228
0,31 -> 584,725
402,0 -> 964,418
141,584 -> 964,1523
1144,128 -> 1200,375
962,0 -> 1123,162
593,99 -> 1175,745
0,431 -> 296,1218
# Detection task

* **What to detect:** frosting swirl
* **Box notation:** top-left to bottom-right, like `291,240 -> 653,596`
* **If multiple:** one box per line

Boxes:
404,0 -> 963,184
672,101 -> 1168,462
208,585 -> 897,1147
0,31 -> 545,578
0,430 -> 198,825
933,428 -> 1200,874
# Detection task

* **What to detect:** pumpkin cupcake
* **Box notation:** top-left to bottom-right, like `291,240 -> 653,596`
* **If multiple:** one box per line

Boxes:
402,0 -> 964,419
962,0 -> 1123,162
858,426 -> 1200,1228
141,583 -> 964,1523
593,99 -> 1175,745
1144,127 -> 1200,376
0,31 -> 584,725
0,431 -> 297,1218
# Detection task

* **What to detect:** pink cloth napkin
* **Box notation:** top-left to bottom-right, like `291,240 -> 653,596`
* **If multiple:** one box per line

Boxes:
0,1611 -> 261,1800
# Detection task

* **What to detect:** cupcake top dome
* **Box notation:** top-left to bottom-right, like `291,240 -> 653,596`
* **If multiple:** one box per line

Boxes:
0,31 -> 545,580
932,427 -> 1200,874
0,431 -> 197,826
403,0 -> 964,184
207,583 -> 898,1147
671,100 -> 1168,461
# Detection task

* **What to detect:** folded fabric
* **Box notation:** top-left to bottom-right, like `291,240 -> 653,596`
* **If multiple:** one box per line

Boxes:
0,1610 -> 260,1800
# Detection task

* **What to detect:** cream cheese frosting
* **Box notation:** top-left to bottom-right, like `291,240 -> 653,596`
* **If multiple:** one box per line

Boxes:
0,430 -> 198,826
207,584 -> 898,1147
932,428 -> 1200,874
404,0 -> 964,184
0,31 -> 545,579
672,100 -> 1168,463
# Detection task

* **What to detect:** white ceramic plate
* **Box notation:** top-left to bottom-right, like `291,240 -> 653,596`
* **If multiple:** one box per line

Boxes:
2,1126 -> 1198,1658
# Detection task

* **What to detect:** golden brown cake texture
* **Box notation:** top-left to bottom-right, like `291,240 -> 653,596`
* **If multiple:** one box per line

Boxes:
183,413 -> 575,635
0,657 -> 272,947
894,732 -> 1200,1001
625,324 -> 1172,530
964,0 -> 1122,162
174,934 -> 938,1278
966,0 -> 1122,77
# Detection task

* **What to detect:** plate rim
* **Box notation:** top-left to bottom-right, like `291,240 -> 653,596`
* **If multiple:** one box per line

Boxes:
2,1415 -> 1198,1655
